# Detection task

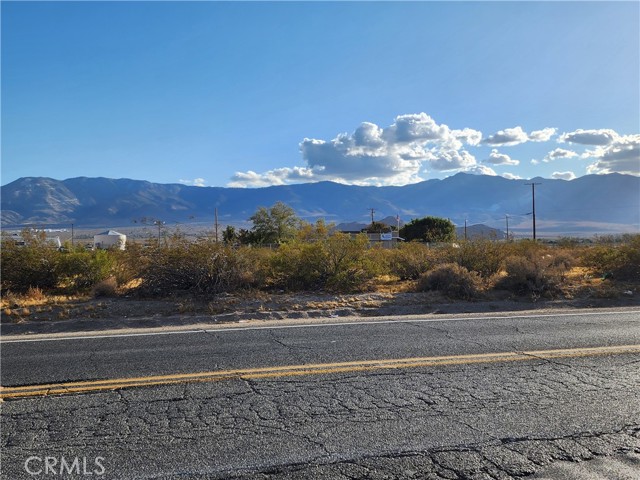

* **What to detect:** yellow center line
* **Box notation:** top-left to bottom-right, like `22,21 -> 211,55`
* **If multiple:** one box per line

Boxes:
2,344 -> 639,399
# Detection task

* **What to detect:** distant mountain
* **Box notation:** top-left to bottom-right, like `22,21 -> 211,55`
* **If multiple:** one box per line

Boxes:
455,224 -> 507,240
2,174 -> 638,236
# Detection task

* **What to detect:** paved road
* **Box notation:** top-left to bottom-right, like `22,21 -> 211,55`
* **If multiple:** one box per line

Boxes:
2,309 -> 640,479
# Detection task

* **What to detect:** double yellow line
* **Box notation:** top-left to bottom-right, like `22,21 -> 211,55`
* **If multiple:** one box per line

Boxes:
2,344 -> 639,400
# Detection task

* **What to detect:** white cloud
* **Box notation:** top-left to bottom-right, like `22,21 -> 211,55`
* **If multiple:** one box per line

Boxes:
482,126 -> 529,146
465,164 -> 497,176
502,172 -> 521,180
559,129 -> 619,146
529,128 -> 557,142
227,112 -> 637,187
544,148 -> 579,162
179,178 -> 206,187
483,149 -> 519,165
482,126 -> 557,146
551,171 -> 577,181
586,134 -> 640,175
230,113 -> 482,187
229,167 -> 315,188
429,147 -> 477,171
383,113 -> 450,143
452,128 -> 483,146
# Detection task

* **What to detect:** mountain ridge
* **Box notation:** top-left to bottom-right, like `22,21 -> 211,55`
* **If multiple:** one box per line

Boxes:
2,174 -> 638,235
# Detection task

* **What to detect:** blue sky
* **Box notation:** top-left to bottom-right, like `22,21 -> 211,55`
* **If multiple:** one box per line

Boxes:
2,1 -> 639,188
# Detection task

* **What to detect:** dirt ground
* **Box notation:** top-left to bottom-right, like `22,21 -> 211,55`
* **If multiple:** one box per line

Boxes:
2,275 -> 638,336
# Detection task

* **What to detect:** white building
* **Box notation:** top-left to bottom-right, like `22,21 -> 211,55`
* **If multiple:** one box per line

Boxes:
93,230 -> 126,250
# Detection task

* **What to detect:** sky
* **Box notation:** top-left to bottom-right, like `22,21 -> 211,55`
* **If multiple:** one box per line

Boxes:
2,1 -> 639,188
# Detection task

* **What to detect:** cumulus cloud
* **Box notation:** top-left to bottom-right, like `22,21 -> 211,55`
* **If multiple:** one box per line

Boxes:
227,112 -> 637,187
179,178 -> 206,187
529,128 -> 557,142
429,147 -> 477,171
559,129 -> 619,146
452,128 -> 483,146
544,148 -> 579,162
585,134 -> 640,175
465,164 -> 497,176
230,113 -> 482,187
482,126 -> 557,146
229,167 -> 315,188
482,126 -> 529,146
383,113 -> 450,143
551,171 -> 577,180
483,149 -> 519,165
502,172 -> 521,180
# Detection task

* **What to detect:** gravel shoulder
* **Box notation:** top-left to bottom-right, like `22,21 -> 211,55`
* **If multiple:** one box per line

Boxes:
2,288 -> 638,338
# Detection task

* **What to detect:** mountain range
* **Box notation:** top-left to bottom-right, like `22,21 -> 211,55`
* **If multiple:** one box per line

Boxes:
1,174 -> 638,236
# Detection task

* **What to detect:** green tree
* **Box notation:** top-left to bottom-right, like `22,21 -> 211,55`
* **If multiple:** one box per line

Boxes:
249,201 -> 301,245
364,221 -> 394,233
400,216 -> 455,243
222,225 -> 237,244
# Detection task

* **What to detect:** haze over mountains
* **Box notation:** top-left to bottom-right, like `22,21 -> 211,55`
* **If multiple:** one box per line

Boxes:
1,174 -> 638,236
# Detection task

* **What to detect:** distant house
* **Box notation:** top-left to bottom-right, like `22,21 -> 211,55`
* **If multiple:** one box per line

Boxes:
93,230 -> 126,250
365,231 -> 403,248
335,222 -> 403,248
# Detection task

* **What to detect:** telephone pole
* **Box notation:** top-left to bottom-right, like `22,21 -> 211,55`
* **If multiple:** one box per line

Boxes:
525,183 -> 541,240
214,208 -> 219,242
369,208 -> 375,225
464,219 -> 467,240
505,215 -> 509,241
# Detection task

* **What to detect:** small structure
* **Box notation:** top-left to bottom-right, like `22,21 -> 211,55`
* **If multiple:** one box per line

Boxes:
47,236 -> 62,249
366,232 -> 403,248
93,230 -> 126,250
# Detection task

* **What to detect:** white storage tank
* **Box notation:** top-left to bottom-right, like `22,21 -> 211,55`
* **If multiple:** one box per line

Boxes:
93,230 -> 126,250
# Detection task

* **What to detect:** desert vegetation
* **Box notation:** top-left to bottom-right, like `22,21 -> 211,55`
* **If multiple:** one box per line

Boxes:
2,207 -> 639,314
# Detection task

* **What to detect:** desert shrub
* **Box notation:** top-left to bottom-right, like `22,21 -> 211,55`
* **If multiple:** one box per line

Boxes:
237,246 -> 272,289
1,230 -> 61,292
497,253 -> 569,296
25,286 -> 46,302
504,239 -> 545,258
137,239 -> 253,296
580,234 -> 640,280
388,242 -> 435,280
445,240 -> 506,278
58,248 -> 115,291
549,250 -> 575,270
324,233 -> 380,292
557,237 -> 580,248
416,263 -> 482,299
270,240 -> 326,290
109,242 -> 148,287
269,233 -> 379,293
92,277 -> 118,297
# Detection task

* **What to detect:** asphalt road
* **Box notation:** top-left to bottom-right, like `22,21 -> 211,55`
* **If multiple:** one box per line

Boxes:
2,309 -> 640,479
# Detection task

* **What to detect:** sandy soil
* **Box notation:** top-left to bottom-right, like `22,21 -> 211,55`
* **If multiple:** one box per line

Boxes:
2,281 -> 638,337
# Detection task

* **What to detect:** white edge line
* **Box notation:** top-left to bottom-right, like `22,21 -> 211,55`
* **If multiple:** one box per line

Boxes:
2,310 -> 639,344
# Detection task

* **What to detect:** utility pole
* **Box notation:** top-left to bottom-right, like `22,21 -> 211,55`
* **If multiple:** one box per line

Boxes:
71,223 -> 74,248
214,208 -> 219,242
464,219 -> 467,240
505,215 -> 509,241
525,183 -> 541,240
369,208 -> 375,225
155,220 -> 163,244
